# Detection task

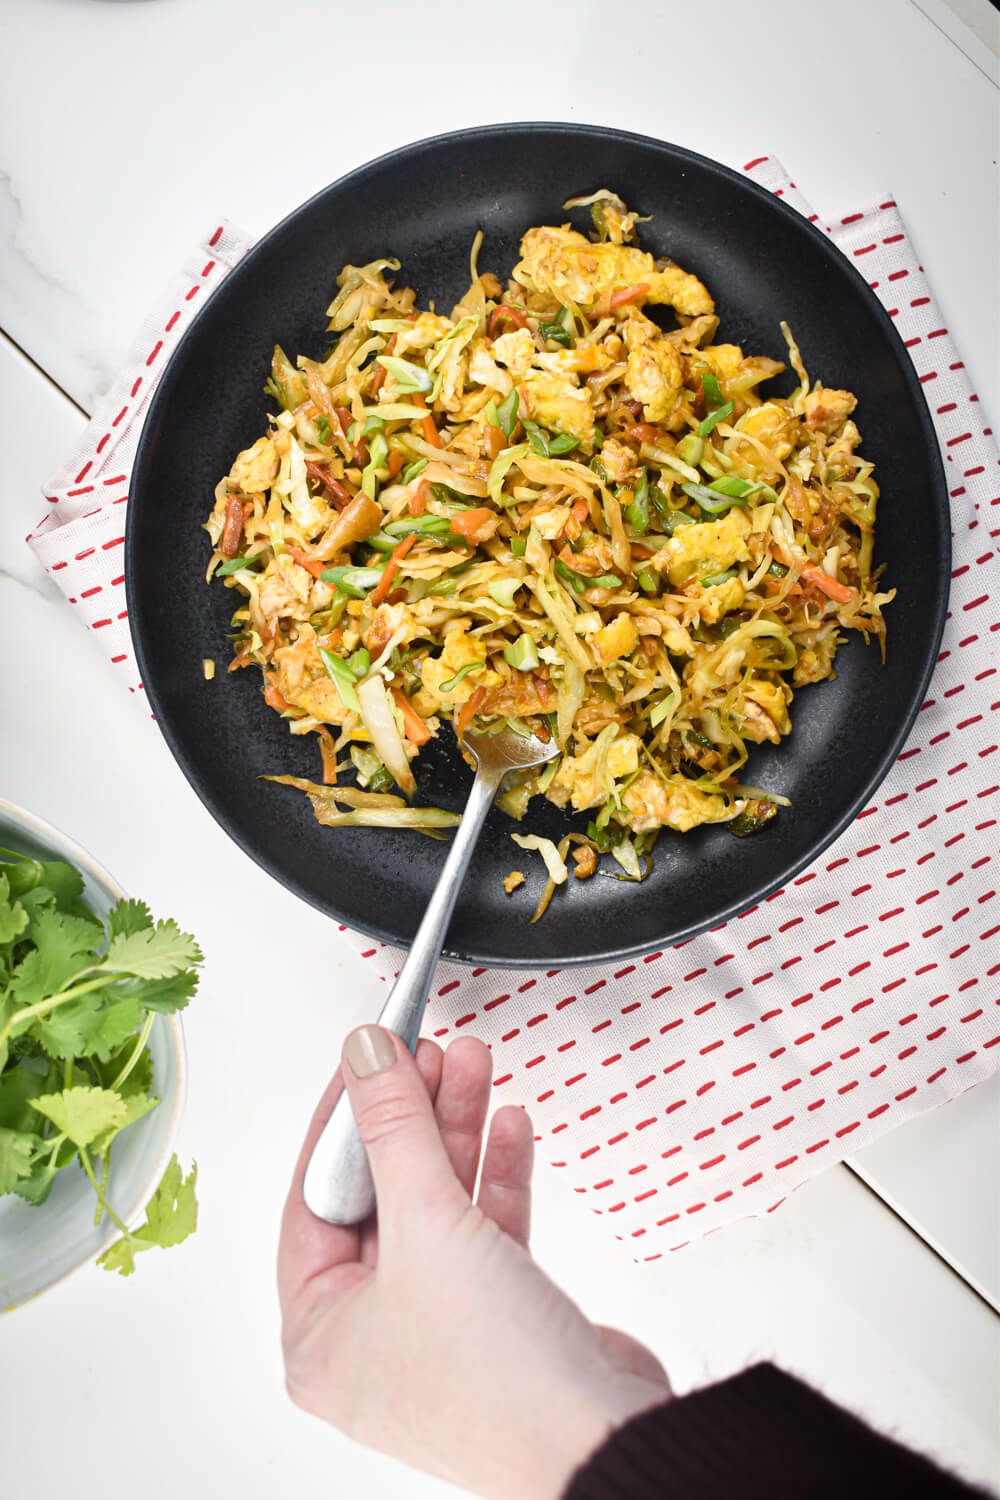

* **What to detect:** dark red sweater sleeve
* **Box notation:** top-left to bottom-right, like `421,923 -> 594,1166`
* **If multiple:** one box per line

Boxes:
565,1364 -> 991,1499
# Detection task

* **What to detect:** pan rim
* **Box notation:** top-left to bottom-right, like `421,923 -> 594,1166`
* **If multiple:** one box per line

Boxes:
127,121 -> 950,968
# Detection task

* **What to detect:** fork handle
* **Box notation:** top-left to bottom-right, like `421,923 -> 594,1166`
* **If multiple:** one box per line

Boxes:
303,763 -> 505,1224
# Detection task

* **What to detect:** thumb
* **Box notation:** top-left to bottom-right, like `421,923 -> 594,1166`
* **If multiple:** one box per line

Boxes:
342,1025 -> 463,1224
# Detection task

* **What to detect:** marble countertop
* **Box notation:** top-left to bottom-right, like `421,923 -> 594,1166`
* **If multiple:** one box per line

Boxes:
0,0 -> 997,1495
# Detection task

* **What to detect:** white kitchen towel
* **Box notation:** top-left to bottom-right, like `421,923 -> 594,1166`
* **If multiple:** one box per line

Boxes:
28,160 -> 999,1258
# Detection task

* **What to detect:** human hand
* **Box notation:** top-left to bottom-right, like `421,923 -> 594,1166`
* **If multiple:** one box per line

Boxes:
278,1027 -> 670,1500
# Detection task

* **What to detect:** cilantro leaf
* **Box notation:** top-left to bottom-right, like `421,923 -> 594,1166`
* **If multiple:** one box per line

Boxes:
116,970 -> 198,1015
106,898 -> 154,940
10,909 -> 101,1005
12,1152 -> 59,1205
30,1086 -> 128,1150
98,1155 -> 198,1276
35,992 -> 142,1062
0,1126 -> 40,1193
0,873 -> 28,946
104,920 -> 203,981
90,1088 -> 158,1156
0,1060 -> 56,1131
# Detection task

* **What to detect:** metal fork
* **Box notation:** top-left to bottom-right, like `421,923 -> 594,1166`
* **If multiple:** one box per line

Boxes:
303,725 -> 559,1224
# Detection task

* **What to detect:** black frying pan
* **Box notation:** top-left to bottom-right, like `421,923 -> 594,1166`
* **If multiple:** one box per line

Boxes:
126,124 -> 949,966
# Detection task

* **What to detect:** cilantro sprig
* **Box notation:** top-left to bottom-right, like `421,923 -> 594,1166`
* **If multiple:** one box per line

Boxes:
0,850 -> 203,1275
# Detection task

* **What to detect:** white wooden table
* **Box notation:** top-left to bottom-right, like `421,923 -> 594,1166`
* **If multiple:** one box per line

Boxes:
0,1 -> 997,1495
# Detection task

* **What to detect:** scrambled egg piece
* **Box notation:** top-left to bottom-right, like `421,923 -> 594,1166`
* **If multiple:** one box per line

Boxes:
622,313 -> 683,423
695,576 -> 745,625
258,554 -> 322,625
532,344 -> 612,377
738,677 -> 792,743
416,629 -> 500,709
273,633 -> 352,724
697,344 -> 744,382
393,313 -> 454,354
491,328 -> 535,380
522,370 -> 595,442
593,613 -> 639,665
803,385 -> 858,436
658,511 -> 751,587
549,731 -> 642,812
230,435 -> 278,494
513,226 -> 714,317
732,402 -> 796,469
621,770 -> 734,833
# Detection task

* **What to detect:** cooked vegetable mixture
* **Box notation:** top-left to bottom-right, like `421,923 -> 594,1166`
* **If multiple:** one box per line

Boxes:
205,190 -> 891,878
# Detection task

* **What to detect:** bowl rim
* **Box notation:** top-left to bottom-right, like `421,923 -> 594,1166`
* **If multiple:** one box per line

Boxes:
127,122 -> 949,967
0,797 -> 186,1309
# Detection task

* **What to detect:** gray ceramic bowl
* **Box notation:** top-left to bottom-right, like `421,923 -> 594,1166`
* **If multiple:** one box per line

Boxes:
0,800 -> 186,1309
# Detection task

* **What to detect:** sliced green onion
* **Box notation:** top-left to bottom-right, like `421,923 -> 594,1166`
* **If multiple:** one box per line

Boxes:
590,572 -> 623,590
483,398 -> 499,428
555,559 -> 587,595
650,692 -> 677,728
637,568 -> 658,594
701,372 -> 726,408
216,555 -> 260,577
681,481 -> 752,517
698,401 -> 734,438
346,647 -> 371,677
384,515 -> 453,537
427,577 -> 459,597
709,475 -> 762,498
496,386 -> 520,440
538,314 -> 572,347
375,355 -> 433,394
320,565 -> 383,597
701,570 -> 737,587
319,648 -> 360,712
314,415 -> 331,444
625,468 -> 650,534
504,634 -> 541,671
402,457 -> 428,484
439,661 -> 484,692
361,431 -> 389,499
487,579 -> 522,609
510,536 -> 527,558
675,433 -> 704,467
523,419 -> 579,457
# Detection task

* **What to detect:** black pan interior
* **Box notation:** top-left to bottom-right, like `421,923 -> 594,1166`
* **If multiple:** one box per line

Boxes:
126,124 -> 949,966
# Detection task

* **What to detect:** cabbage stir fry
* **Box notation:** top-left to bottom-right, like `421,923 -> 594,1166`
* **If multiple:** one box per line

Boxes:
205,190 -> 892,887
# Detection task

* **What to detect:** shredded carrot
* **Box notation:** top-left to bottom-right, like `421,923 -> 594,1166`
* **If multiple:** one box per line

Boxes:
334,405 -> 353,435
800,564 -> 857,604
409,479 -> 430,516
370,531 -> 417,607
610,282 -> 650,310
534,722 -> 551,742
391,687 -> 432,745
488,305 -> 530,337
316,725 -> 339,784
263,680 -> 292,713
485,423 -> 505,459
411,393 -> 442,449
287,545 -> 327,579
456,686 -> 486,739
449,507 -> 495,539
387,449 -> 405,478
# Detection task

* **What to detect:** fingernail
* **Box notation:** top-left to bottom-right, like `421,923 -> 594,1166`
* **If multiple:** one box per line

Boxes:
344,1024 -> 397,1078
